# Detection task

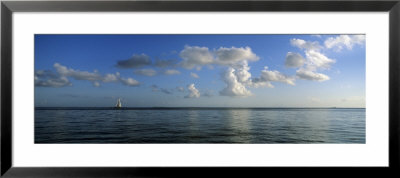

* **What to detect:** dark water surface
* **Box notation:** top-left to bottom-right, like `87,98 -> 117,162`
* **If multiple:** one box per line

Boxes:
35,108 -> 365,143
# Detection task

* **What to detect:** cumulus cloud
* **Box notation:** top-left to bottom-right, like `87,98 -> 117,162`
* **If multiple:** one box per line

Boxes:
134,69 -> 157,76
219,67 -> 253,97
305,50 -> 335,69
179,45 -> 214,69
185,83 -> 200,98
250,78 -> 274,88
119,77 -> 140,86
35,63 -> 140,87
296,68 -> 330,81
164,69 -> 181,75
219,60 -> 295,96
34,70 -> 71,87
259,67 -> 295,85
54,63 -> 102,81
179,45 -> 259,69
102,73 -> 119,82
324,35 -> 365,51
252,66 -> 295,88
209,49 -> 291,97
290,38 -> 337,82
89,71 -> 139,86
292,50 -> 333,82
190,72 -> 199,78
290,38 -> 322,51
219,61 -> 256,97
285,52 -> 305,68
116,54 -> 152,68
179,45 -> 261,95
214,46 -> 259,65
232,61 -> 252,84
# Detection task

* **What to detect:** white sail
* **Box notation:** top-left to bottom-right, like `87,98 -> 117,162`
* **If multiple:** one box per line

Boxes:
116,98 -> 122,108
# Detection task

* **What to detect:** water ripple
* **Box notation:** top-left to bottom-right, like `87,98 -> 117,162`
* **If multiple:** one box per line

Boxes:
35,108 -> 366,144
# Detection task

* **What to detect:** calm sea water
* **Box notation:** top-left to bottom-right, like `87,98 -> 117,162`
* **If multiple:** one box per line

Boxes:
35,108 -> 365,143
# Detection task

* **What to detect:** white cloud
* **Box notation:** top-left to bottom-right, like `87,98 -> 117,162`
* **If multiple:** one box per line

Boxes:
54,63 -> 102,81
351,35 -> 366,44
100,72 -> 140,86
34,70 -> 71,87
324,35 -> 365,51
219,67 -> 253,97
36,63 -> 140,87
190,72 -> 199,78
290,38 -> 322,51
214,46 -> 259,65
119,77 -> 140,86
164,69 -> 181,75
260,67 -> 295,85
296,68 -> 330,81
249,78 -> 273,88
232,61 -> 252,83
116,54 -> 152,68
219,61 -> 258,97
305,50 -> 335,69
179,45 -> 214,69
252,66 -> 295,87
185,83 -> 200,98
134,69 -> 157,76
102,73 -> 119,82
289,38 -> 336,82
219,61 -> 295,96
285,52 -> 305,68
290,38 -> 334,70
179,45 -> 259,69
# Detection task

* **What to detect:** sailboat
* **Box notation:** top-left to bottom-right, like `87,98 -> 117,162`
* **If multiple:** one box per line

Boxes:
115,98 -> 122,109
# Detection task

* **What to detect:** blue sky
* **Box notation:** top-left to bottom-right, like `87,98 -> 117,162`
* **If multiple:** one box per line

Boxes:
35,34 -> 365,107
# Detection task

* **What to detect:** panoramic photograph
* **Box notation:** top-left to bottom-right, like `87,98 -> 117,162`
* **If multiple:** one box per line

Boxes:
34,34 -> 365,143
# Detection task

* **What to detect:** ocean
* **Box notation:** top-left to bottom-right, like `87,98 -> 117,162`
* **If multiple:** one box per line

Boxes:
35,108 -> 365,143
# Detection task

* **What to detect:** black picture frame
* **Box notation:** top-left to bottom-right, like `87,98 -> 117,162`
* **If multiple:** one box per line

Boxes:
1,0 -> 399,177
